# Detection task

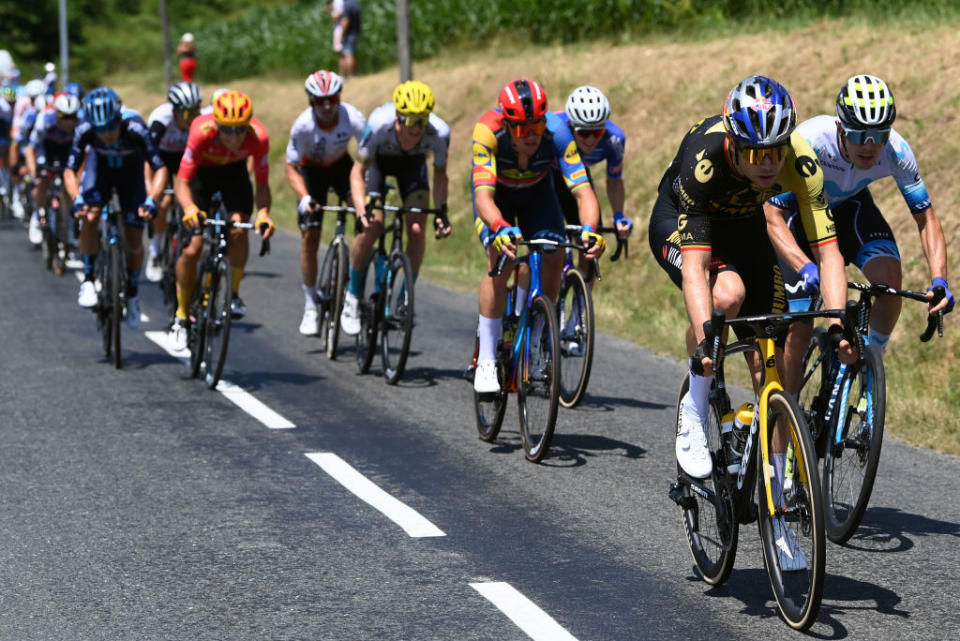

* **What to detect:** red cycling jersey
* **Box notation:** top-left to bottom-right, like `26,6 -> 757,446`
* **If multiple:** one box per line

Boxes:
177,113 -> 270,184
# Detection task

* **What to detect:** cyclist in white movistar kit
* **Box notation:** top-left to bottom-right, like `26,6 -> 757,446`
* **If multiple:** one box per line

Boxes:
765,74 -> 953,394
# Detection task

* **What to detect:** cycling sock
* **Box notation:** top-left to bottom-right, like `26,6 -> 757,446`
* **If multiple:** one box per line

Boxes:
81,254 -> 95,281
126,268 -> 140,297
771,452 -> 786,507
150,234 -> 161,256
175,286 -> 192,321
565,295 -> 582,334
477,315 -> 501,363
232,267 -> 243,295
302,284 -> 318,308
687,363 -> 713,420
349,267 -> 364,297
515,286 -> 528,317
868,328 -> 890,355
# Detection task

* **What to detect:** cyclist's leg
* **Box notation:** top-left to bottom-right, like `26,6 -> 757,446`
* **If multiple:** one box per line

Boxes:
475,190 -> 516,383
348,160 -> 386,297
77,158 -> 106,284
393,155 -> 431,277
300,165 -> 334,301
175,173 -> 212,322
218,163 -> 254,297
118,168 -> 148,293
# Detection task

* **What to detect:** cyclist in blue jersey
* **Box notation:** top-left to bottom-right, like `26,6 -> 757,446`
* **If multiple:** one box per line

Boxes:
765,74 -> 953,393
25,93 -> 81,217
64,87 -> 168,327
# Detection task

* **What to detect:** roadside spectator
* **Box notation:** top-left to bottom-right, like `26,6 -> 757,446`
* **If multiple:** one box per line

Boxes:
326,0 -> 361,78
177,33 -> 197,82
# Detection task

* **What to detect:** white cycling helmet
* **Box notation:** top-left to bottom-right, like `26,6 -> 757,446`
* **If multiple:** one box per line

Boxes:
25,78 -> 45,98
54,93 -> 80,116
565,85 -> 610,128
305,70 -> 344,99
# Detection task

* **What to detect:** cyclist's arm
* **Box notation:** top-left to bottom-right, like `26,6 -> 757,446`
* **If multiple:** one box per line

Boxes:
606,176 -> 624,217
681,247 -> 714,375
254,180 -> 271,214
173,175 -> 197,214
24,144 -> 37,180
432,165 -> 447,209
285,162 -> 310,202
913,205 -> 948,282
146,164 -> 168,203
63,167 -> 80,202
349,158 -> 368,219
763,200 -> 809,273
572,182 -> 600,230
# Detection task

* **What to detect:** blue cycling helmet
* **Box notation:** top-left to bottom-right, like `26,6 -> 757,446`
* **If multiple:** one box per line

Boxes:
84,87 -> 122,127
722,75 -> 797,147
65,82 -> 85,99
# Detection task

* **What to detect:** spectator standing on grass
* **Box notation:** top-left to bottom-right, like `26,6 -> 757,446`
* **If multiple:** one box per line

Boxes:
326,0 -> 361,78
177,33 -> 197,83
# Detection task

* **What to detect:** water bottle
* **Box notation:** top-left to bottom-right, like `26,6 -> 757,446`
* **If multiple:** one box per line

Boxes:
721,402 -> 753,474
502,315 -> 517,350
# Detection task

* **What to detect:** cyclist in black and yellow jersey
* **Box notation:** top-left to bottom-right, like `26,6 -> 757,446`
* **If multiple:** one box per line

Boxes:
648,75 -> 854,569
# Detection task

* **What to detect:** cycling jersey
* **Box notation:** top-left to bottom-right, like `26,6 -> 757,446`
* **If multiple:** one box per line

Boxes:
472,110 -> 589,193
177,113 -> 270,185
659,115 -> 835,252
28,109 -> 79,166
769,114 -> 931,213
552,111 -> 625,179
147,103 -> 191,154
66,111 -> 165,175
286,102 -> 366,167
357,103 -> 449,167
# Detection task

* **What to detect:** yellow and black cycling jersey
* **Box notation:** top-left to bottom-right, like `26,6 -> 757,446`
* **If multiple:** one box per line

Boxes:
660,115 -> 836,253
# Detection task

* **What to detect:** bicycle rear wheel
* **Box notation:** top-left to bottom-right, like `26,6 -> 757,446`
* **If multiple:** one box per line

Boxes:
96,250 -> 112,359
517,294 -> 560,462
109,243 -> 123,369
473,335 -> 508,441
160,213 -> 181,316
822,344 -> 885,544
319,240 -> 349,360
796,326 -> 832,458
41,212 -> 55,271
557,268 -> 594,408
355,258 -> 380,374
188,262 -> 209,378
381,251 -> 414,384
756,389 -> 825,631
672,375 -> 738,585
203,257 -> 233,389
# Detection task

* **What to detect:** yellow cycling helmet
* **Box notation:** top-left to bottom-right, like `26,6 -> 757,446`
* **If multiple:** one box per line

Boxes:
392,80 -> 435,118
212,90 -> 253,127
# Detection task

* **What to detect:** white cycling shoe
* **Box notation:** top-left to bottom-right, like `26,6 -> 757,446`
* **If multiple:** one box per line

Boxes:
145,253 -> 163,283
169,318 -> 189,351
299,307 -> 320,336
340,291 -> 361,336
77,280 -> 98,308
676,392 -> 713,479
28,213 -> 43,245
473,360 -> 500,394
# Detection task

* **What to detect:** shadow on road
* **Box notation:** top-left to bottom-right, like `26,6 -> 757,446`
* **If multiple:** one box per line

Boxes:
840,505 -> 960,554
573,393 -> 671,412
542,432 -> 647,467
227,370 -> 324,391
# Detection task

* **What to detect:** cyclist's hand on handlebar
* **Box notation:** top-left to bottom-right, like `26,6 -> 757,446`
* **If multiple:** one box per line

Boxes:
255,209 -> 275,239
492,224 -> 521,259
928,277 -> 955,314
613,212 -> 634,239
434,203 -> 452,239
182,205 -> 206,229
138,196 -> 158,220
827,323 -> 858,365
71,195 -> 86,218
580,224 -> 606,260
297,195 -> 317,217
799,261 -> 820,296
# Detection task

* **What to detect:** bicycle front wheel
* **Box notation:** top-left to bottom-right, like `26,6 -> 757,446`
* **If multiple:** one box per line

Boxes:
796,326 -> 832,458
822,344 -> 885,544
188,262 -> 208,378
673,375 -> 738,585
381,251 -> 414,385
96,250 -> 112,359
355,258 -> 379,374
203,257 -> 233,389
473,335 -> 508,442
756,389 -> 825,631
109,243 -> 123,369
557,268 -> 594,408
517,294 -> 560,462
319,240 -> 349,360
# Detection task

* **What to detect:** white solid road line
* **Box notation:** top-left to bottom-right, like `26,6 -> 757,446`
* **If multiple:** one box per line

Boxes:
145,330 -> 296,430
469,582 -> 579,641
305,452 -> 446,538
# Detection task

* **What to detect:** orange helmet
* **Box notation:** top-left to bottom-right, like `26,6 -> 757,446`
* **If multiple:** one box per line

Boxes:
212,90 -> 253,127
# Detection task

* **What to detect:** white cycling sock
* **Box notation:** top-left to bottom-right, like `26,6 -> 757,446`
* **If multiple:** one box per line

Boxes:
515,286 -> 528,317
302,283 -> 318,308
478,315 -> 501,363
868,328 -> 890,355
150,234 -> 162,256
687,362 -> 713,421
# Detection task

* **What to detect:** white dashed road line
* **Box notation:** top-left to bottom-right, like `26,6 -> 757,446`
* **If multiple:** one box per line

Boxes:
305,452 -> 446,538
469,582 -> 580,641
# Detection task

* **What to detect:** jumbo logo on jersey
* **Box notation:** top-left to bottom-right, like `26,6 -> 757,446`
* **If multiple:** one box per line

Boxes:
695,149 -> 713,184
795,155 -> 819,178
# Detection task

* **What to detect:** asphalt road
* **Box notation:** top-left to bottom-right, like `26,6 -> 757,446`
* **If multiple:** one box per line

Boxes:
1,219 -> 958,640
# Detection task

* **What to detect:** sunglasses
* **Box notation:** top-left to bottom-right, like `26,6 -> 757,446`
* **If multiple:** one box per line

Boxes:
737,143 -> 788,165
57,113 -> 78,121
842,127 -> 890,146
311,95 -> 341,109
93,119 -> 120,133
219,124 -> 248,135
175,107 -> 200,120
509,119 -> 547,138
398,115 -> 429,128
574,126 -> 605,140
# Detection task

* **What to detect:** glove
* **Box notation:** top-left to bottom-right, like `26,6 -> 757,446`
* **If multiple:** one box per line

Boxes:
182,205 -> 206,229
140,196 -> 157,219
492,224 -> 521,253
297,195 -> 316,217
434,203 -> 451,237
255,208 -> 275,237
580,223 -> 606,253
930,277 -> 955,314
613,211 -> 633,232
70,194 -> 85,216
799,261 -> 820,296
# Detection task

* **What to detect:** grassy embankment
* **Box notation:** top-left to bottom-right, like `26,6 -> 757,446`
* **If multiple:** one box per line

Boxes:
109,17 -> 960,455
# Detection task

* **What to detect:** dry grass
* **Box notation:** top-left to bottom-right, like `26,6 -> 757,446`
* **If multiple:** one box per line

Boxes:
109,17 -> 960,455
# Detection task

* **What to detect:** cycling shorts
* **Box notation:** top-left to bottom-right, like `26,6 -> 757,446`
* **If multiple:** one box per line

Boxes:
365,153 -> 429,201
159,150 -> 184,175
776,187 -> 900,311
473,173 -> 566,250
79,152 -> 149,228
303,154 -> 353,205
186,161 -> 254,236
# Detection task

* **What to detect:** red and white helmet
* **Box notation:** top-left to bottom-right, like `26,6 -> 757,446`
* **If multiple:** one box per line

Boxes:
305,70 -> 343,99
498,79 -> 548,123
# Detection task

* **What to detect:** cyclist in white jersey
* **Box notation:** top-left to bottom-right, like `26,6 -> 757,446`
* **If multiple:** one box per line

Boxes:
146,81 -> 202,282
285,70 -> 366,335
766,75 -> 952,392
339,80 -> 451,335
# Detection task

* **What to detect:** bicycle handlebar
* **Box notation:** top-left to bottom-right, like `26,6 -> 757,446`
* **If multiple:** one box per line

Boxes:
202,218 -> 271,256
847,281 -> 945,342
488,238 -> 601,279
564,224 -> 628,262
